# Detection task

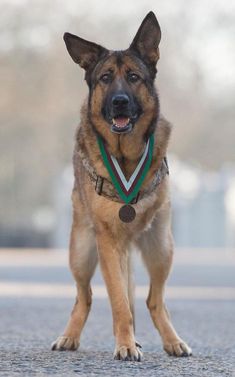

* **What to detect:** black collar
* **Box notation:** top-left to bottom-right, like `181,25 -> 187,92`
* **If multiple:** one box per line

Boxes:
76,145 -> 169,204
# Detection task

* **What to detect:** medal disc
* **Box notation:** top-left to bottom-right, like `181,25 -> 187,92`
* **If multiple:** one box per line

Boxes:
119,205 -> 136,223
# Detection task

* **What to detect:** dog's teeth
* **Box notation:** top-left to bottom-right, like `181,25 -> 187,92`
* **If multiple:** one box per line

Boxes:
112,117 -> 130,128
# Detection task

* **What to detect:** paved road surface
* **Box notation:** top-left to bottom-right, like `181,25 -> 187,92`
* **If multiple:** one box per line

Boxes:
0,248 -> 235,376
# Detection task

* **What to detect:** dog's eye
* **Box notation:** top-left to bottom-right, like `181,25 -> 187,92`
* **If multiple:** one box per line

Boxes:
100,73 -> 112,84
128,73 -> 140,83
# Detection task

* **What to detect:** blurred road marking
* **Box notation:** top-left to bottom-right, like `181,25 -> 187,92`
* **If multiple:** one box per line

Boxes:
1,248 -> 235,266
0,282 -> 235,300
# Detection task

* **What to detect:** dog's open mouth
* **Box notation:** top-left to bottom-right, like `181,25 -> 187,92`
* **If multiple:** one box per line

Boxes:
111,117 -> 133,134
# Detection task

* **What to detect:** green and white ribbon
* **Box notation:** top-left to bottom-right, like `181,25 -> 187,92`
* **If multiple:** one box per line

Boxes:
97,134 -> 154,204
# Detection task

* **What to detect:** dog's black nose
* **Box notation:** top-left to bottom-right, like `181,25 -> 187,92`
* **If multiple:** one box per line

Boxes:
112,94 -> 129,107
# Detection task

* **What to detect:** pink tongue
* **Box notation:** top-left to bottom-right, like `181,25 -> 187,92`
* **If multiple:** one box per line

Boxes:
114,117 -> 129,127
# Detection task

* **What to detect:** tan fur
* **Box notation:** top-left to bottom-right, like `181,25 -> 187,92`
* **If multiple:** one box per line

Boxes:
52,14 -> 192,359
52,107 -> 192,359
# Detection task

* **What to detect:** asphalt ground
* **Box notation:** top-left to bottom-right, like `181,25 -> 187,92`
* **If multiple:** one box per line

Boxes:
1,298 -> 235,377
0,249 -> 235,376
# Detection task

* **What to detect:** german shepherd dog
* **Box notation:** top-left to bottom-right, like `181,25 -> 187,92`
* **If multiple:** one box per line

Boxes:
52,11 -> 192,361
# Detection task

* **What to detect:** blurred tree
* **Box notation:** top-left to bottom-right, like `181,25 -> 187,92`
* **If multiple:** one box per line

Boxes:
0,0 -> 234,245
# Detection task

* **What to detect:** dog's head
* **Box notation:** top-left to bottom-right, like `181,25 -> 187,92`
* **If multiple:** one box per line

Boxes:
64,12 -> 161,138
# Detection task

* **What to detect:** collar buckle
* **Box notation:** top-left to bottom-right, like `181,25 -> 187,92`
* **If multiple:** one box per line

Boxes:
95,176 -> 104,195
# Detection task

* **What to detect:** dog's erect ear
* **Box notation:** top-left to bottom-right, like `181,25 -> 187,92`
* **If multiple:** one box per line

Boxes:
130,11 -> 161,66
63,32 -> 108,71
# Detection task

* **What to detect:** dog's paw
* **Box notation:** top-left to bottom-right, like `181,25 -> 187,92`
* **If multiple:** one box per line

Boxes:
114,343 -> 142,361
51,336 -> 80,351
164,340 -> 192,357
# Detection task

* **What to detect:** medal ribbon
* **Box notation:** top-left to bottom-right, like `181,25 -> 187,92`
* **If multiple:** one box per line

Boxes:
97,134 -> 154,204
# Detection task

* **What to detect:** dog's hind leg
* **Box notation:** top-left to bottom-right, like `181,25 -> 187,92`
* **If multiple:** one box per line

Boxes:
127,252 -> 135,331
96,228 -> 142,361
136,204 -> 192,357
52,208 -> 97,351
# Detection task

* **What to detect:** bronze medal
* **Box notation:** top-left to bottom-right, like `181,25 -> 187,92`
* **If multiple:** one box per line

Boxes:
97,135 -> 154,223
119,204 -> 136,223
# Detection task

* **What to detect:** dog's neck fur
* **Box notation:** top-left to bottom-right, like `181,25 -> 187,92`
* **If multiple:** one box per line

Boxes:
77,100 -> 172,180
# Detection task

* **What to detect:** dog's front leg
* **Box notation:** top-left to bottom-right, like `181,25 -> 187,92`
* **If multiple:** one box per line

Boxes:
96,229 -> 142,361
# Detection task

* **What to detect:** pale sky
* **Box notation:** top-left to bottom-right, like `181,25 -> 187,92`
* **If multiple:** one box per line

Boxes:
1,0 -> 234,100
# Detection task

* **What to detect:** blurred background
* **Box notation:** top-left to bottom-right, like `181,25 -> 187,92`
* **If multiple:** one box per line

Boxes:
1,0 -> 235,249
1,5 -> 235,372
